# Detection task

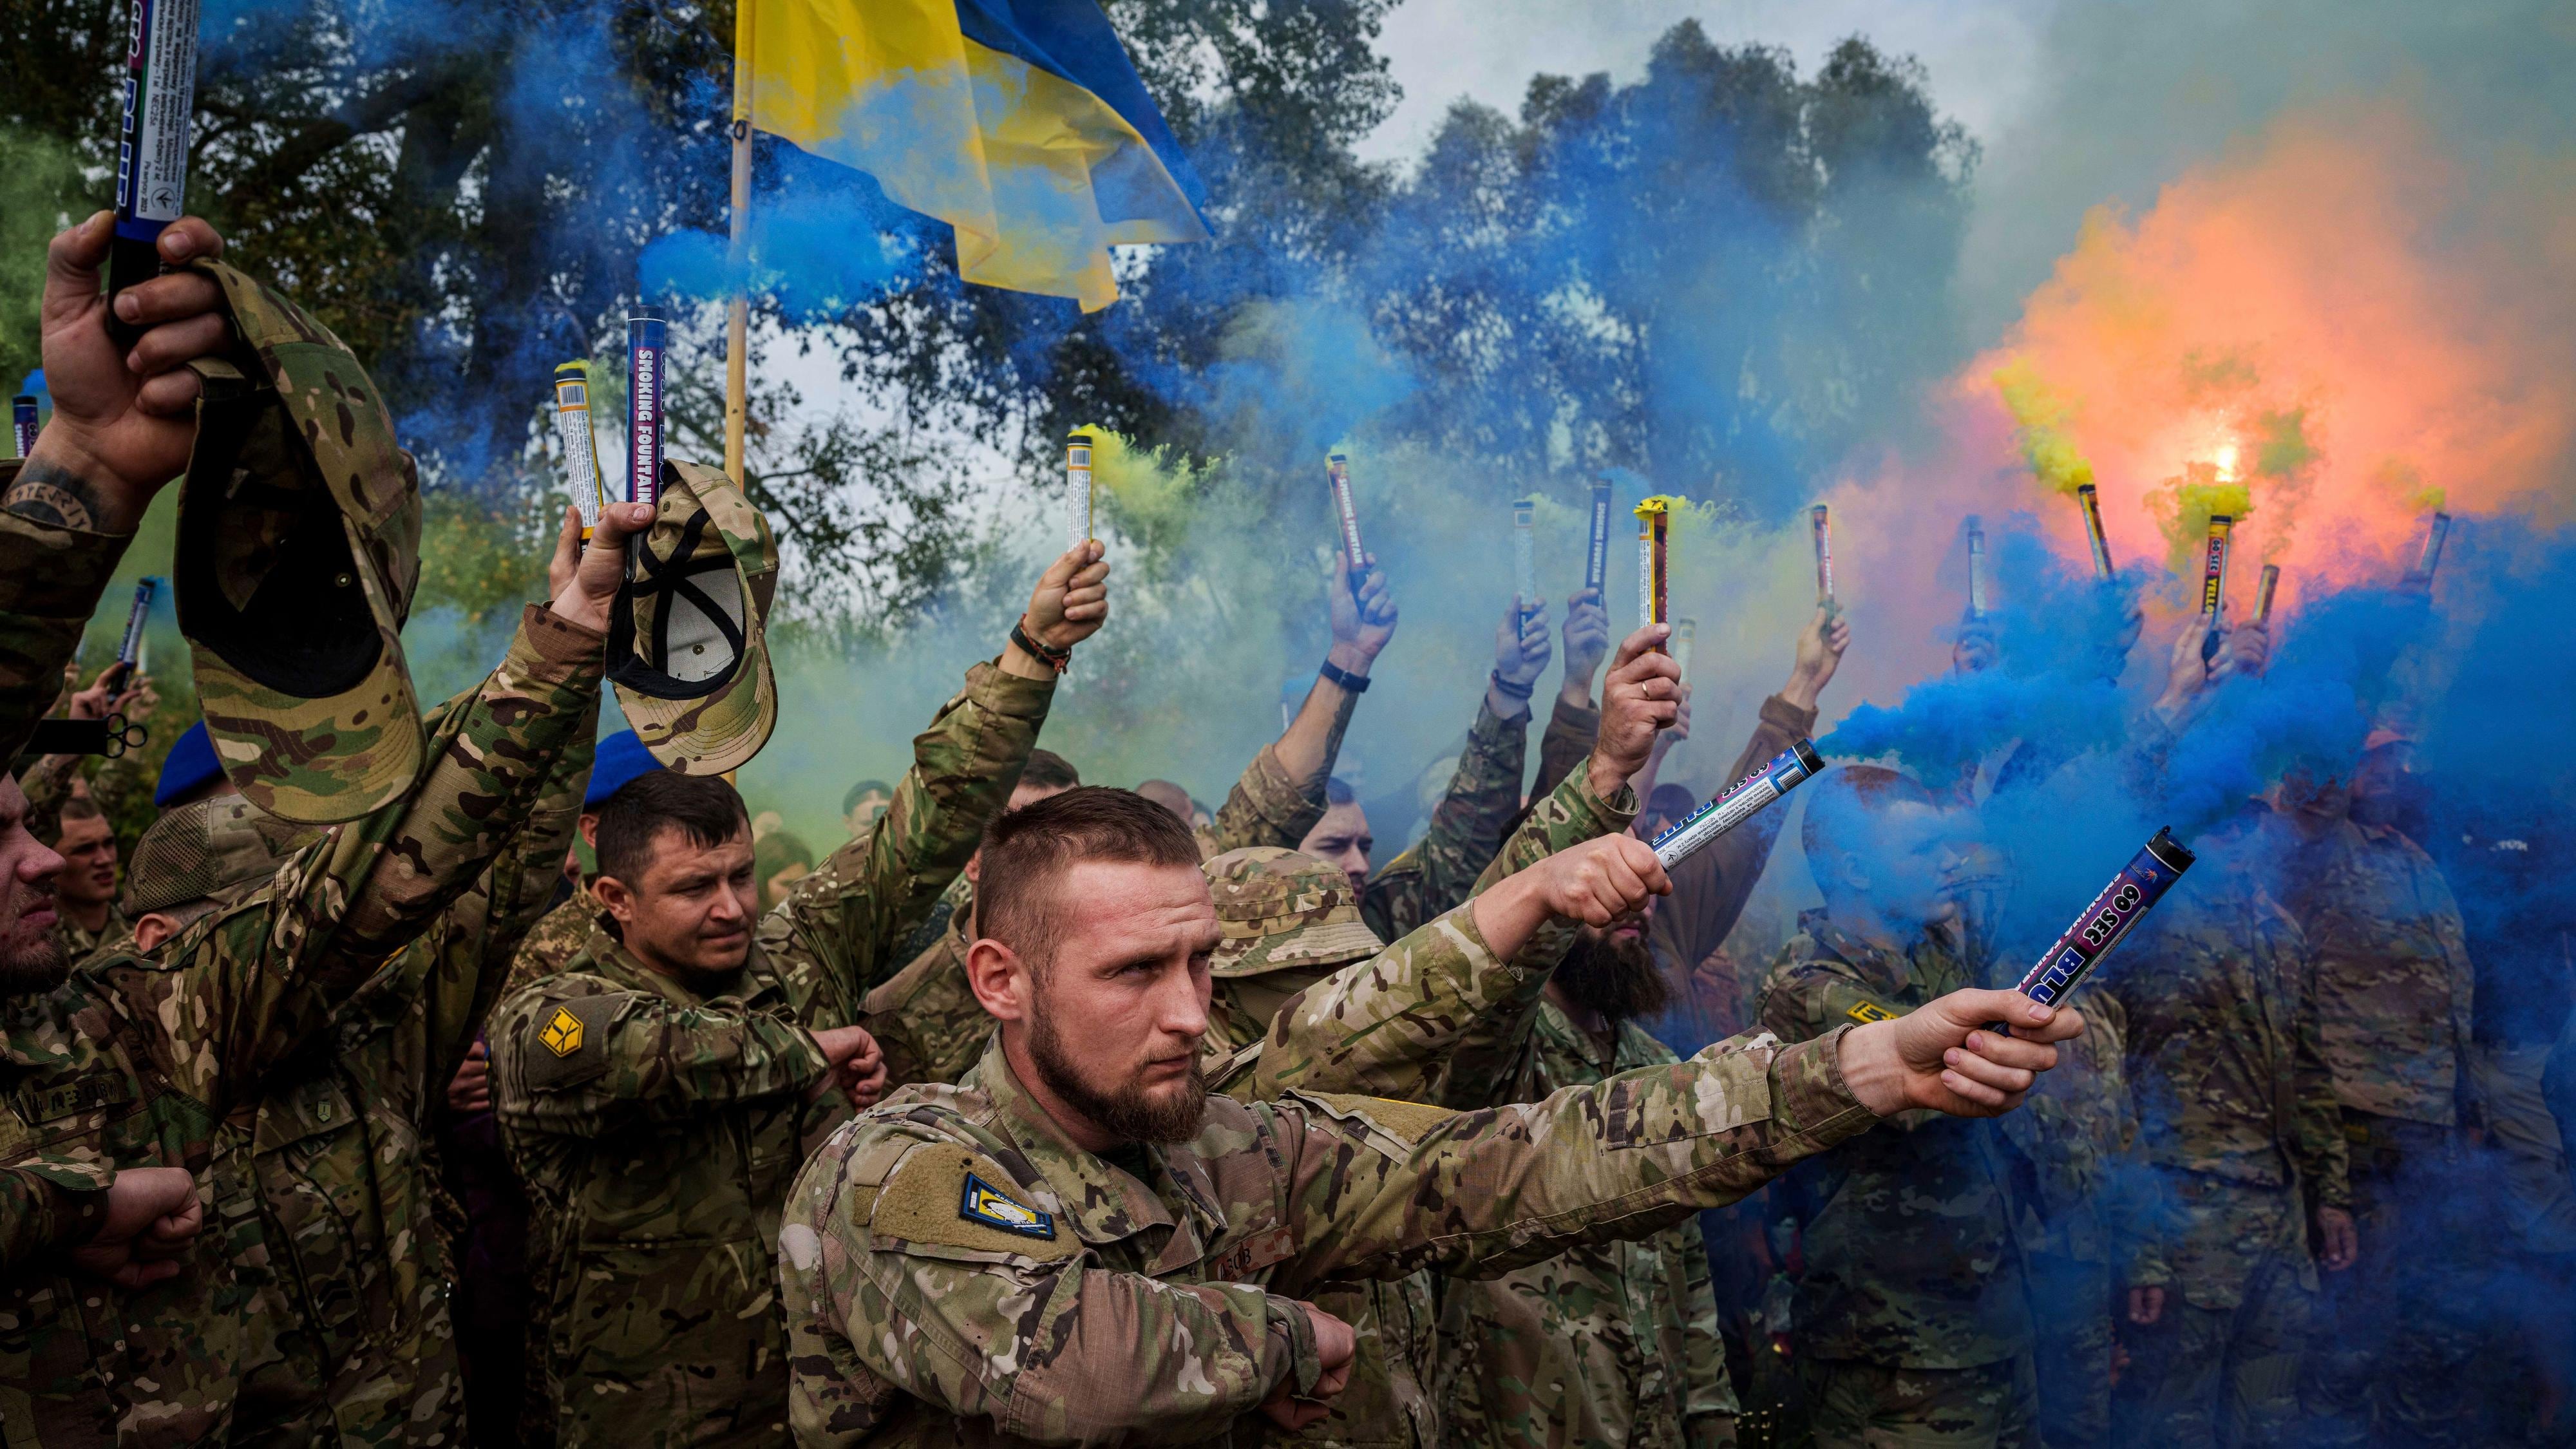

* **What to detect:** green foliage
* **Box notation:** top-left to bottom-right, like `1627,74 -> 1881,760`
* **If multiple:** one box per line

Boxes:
0,126 -> 80,392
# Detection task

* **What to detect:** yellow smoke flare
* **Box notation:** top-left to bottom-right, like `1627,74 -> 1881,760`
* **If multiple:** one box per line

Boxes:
1993,357 -> 2098,497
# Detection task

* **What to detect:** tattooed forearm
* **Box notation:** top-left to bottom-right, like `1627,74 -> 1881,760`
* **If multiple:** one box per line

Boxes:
3,462 -> 107,531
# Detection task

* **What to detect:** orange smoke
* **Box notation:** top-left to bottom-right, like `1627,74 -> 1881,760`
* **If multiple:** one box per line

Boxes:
1963,101 -> 2576,605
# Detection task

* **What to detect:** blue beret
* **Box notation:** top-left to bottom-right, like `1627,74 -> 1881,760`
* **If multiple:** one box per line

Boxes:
583,728 -> 662,809
154,721 -> 225,806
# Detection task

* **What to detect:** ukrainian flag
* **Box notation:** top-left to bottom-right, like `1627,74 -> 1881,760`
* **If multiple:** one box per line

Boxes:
740,0 -> 1210,312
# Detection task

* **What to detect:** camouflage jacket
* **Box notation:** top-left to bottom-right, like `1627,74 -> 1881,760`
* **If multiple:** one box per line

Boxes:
1649,697 -> 1816,1052
227,694 -> 597,1447
780,1021 -> 1875,1448
865,710 -> 1345,1097
490,656 -> 1053,1448
2262,808 -> 2476,1126
1436,1001 -> 1736,1449
0,498 -> 134,760
2092,853 -> 2349,1300
0,603 -> 607,1448
1358,697 -> 1528,943
1995,983 -> 2132,1263
55,909 -> 129,972
506,880 -> 598,996
1755,912 -> 2030,1368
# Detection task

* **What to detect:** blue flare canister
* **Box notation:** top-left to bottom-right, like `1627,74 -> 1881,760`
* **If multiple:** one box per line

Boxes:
1651,739 -> 1825,870
10,396 -> 35,459
1996,828 -> 2195,1029
1584,475 -> 1613,595
108,0 -> 201,346
625,308 -> 666,506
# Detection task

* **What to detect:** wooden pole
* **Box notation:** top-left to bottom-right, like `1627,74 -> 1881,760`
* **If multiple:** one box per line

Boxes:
723,0 -> 754,480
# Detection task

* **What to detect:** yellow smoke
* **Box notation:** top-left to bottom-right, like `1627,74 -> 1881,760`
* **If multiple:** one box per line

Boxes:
1992,357 -> 2098,497
2154,462 -> 2256,570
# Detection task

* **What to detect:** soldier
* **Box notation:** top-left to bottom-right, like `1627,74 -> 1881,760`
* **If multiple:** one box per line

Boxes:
0,211 -> 627,1444
778,786 -> 2083,1445
844,779 -> 895,839
489,543 -> 1108,1447
12,663 -> 156,962
2264,734 -> 2478,1449
862,551 -> 1397,1095
2092,827 -> 2354,1449
1752,766 -> 2037,1448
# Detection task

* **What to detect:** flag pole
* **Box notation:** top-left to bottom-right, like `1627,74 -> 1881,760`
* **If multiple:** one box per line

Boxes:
723,0 -> 754,479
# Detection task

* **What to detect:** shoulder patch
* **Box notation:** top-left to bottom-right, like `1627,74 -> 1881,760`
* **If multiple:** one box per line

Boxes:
1845,999 -> 1897,1024
516,990 -> 618,1090
872,1141 -> 1078,1262
1289,1090 -> 1460,1148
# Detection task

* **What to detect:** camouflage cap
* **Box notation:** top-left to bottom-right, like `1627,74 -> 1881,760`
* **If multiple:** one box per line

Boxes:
609,460 -> 778,775
173,261 -> 426,824
1202,846 -> 1385,978
122,793 -> 323,917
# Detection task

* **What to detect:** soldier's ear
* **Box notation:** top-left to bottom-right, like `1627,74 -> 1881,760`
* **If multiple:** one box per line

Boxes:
135,912 -> 182,954
592,874 -> 638,923
965,938 -> 1030,1022
964,849 -> 983,887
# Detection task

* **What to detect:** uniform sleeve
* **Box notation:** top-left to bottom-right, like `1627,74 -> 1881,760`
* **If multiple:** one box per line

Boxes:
0,1158 -> 113,1274
119,603 -> 604,1112
1249,902 -> 1534,1108
0,489 -> 134,759
2284,920 -> 2352,1211
1651,695 -> 1814,975
1359,697 -> 1530,942
1676,1218 -> 1739,1430
1265,1025 -> 1878,1292
1439,760 -> 1639,1055
1203,686 -> 1359,857
781,1128 -> 1320,1446
1529,690 -> 1599,806
765,658 -> 1055,1007
490,976 -> 829,1136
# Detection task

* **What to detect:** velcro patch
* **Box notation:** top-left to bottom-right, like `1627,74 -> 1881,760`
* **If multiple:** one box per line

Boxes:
539,1007 -> 584,1057
518,992 -> 616,1090
1845,1000 -> 1897,1024
10,1072 -> 136,1126
960,1173 -> 1056,1240
873,1142 -> 1078,1262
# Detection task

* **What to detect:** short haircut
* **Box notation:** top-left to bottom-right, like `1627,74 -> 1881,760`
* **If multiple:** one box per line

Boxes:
1133,778 -> 1193,820
1022,750 -> 1081,792
978,786 -> 1201,967
842,779 -> 893,815
1799,765 -> 1940,874
754,829 -> 813,880
1325,775 -> 1356,807
595,771 -> 750,885
58,795 -> 104,824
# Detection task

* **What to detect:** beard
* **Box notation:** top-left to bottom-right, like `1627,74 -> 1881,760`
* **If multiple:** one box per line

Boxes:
0,932 -> 68,998
1027,996 -> 1209,1145
1558,916 -> 1671,1026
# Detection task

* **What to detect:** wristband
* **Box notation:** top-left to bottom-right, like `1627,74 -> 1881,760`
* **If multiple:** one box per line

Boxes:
1318,658 -> 1370,694
1488,668 -> 1536,701
1010,617 -> 1071,674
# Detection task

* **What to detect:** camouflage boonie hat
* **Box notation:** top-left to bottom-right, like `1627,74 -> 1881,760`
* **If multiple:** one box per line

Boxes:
123,793 -> 322,916
174,261 -> 425,824
1202,847 -> 1385,977
609,460 -> 778,775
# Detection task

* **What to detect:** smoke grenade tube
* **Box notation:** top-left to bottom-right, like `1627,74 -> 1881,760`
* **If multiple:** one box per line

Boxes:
1998,829 -> 2195,1022
1635,497 -> 1670,647
10,396 -> 34,459
2198,515 -> 2233,663
1066,434 -> 1095,551
1673,618 -> 1696,680
1325,453 -> 1366,585
1512,498 -> 1536,621
2255,564 -> 2280,625
115,577 -> 156,667
1652,739 -> 1824,870
1585,476 -> 1613,594
2403,511 -> 2450,593
625,308 -> 665,506
2075,484 -> 2115,580
1811,504 -> 1835,608
1966,515 -> 1988,621
109,0 -> 200,346
553,363 -> 607,538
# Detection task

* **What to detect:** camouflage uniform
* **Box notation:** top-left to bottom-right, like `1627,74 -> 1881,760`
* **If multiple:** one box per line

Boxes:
507,880 -> 598,996
1754,913 -> 2038,1448
224,706 -> 598,1447
489,656 -> 1054,1448
2090,845 -> 2349,1449
863,710 -> 1345,1095
779,1014 -> 1880,1447
12,755 -> 133,967
1358,697 -> 1527,943
0,591 -> 606,1447
2260,806 -> 2476,1449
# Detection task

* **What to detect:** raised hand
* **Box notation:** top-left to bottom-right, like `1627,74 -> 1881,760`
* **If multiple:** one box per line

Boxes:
547,502 -> 656,635
1782,606 -> 1852,712
1587,625 -> 1681,798
1328,549 -> 1398,670
1489,595 -> 1551,717
1558,586 -> 1612,703
1835,988 -> 2083,1118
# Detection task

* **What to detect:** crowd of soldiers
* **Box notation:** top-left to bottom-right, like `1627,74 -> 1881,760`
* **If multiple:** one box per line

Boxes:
0,207 -> 2561,1449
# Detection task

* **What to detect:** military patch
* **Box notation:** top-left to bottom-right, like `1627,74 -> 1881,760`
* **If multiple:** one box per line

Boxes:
539,1006 -> 585,1057
1289,1090 -> 1461,1149
1845,1000 -> 1896,1024
10,1070 -> 136,1125
959,1172 -> 1056,1240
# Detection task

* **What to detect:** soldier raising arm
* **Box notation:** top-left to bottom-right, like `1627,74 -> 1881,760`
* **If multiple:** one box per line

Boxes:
780,789 -> 2078,1446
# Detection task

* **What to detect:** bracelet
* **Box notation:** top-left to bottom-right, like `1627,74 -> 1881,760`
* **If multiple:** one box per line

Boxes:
1318,658 -> 1370,694
1010,616 -> 1072,674
1488,668 -> 1535,701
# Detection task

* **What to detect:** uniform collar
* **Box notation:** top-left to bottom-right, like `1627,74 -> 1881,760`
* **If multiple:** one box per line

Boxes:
1796,907 -> 1960,998
969,1032 -> 1227,1274
577,920 -> 790,1009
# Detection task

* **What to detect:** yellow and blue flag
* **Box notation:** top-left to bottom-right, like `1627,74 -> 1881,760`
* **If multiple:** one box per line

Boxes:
740,0 -> 1210,312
